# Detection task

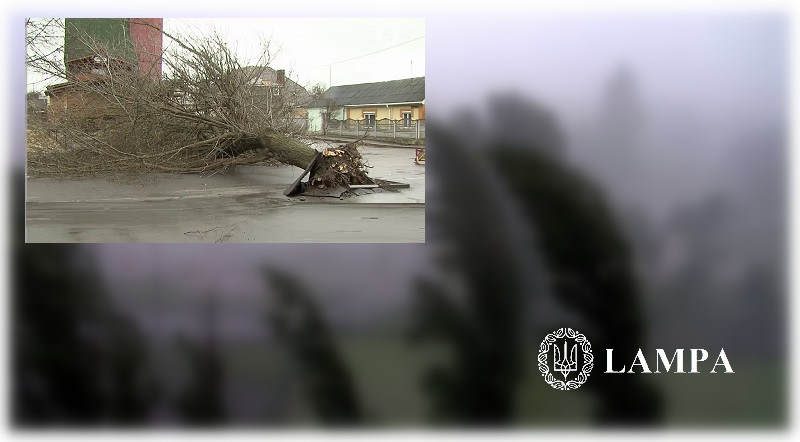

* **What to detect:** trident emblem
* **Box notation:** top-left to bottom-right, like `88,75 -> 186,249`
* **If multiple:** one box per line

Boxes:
553,340 -> 578,379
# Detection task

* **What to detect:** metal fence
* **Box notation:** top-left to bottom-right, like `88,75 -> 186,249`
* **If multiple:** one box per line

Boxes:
312,118 -> 426,141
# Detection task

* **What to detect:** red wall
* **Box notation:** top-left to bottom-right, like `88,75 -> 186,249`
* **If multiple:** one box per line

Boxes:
129,18 -> 163,81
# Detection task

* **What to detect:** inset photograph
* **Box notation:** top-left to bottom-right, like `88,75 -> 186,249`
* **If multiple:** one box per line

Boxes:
25,18 -> 425,243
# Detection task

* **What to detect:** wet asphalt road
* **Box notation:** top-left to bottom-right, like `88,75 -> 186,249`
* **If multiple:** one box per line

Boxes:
25,146 -> 425,243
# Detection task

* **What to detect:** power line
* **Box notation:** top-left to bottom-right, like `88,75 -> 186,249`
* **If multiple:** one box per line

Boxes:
316,35 -> 424,68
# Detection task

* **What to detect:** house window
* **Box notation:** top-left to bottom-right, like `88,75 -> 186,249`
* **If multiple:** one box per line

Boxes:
363,112 -> 376,128
402,111 -> 412,128
271,86 -> 281,97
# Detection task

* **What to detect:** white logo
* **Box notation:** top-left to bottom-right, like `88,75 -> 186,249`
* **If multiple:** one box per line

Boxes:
538,327 -> 593,390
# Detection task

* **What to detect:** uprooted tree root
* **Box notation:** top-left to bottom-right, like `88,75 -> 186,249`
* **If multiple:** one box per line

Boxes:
307,141 -> 373,189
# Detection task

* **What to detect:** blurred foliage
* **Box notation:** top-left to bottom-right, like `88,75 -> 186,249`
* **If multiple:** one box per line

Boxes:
175,294 -> 226,425
13,170 -> 156,425
263,269 -> 363,425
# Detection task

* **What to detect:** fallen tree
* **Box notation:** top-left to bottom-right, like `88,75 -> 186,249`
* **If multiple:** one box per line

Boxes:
26,19 -> 371,185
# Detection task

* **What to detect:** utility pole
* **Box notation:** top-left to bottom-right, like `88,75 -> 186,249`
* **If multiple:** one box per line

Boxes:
410,59 -> 413,77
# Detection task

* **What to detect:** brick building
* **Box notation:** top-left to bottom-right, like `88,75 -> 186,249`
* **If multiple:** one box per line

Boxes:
46,18 -> 163,120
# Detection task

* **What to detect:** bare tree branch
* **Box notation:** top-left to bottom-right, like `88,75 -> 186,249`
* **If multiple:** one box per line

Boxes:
26,19 -> 372,186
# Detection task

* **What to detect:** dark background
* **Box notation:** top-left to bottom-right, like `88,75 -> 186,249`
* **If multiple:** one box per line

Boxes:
12,12 -> 787,428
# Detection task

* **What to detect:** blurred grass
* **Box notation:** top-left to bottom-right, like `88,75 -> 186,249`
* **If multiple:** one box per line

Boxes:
653,360 -> 786,427
339,337 -> 786,427
222,336 -> 784,427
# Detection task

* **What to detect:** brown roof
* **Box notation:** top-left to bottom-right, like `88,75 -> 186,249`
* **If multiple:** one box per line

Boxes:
238,66 -> 310,103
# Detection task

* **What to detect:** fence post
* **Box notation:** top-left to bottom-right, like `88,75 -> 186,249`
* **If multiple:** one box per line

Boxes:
356,120 -> 360,137
393,120 -> 396,139
339,119 -> 343,136
416,120 -> 420,140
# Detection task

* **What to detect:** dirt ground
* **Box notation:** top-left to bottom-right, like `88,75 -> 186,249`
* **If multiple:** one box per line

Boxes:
25,146 -> 425,243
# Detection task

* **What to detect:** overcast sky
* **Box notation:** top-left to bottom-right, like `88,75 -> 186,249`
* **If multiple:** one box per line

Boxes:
27,17 -> 425,92
428,13 -> 785,124
165,18 -> 425,88
424,12 -> 786,219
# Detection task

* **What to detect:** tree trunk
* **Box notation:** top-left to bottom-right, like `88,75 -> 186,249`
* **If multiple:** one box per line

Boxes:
255,133 -> 371,189
256,133 -> 318,169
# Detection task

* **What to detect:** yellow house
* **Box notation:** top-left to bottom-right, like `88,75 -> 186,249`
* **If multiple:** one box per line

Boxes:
308,77 -> 424,131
